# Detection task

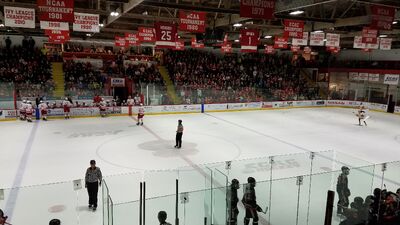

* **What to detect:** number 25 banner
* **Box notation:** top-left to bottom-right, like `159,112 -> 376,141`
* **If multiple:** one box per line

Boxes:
179,11 -> 206,33
240,29 -> 259,53
155,22 -> 178,49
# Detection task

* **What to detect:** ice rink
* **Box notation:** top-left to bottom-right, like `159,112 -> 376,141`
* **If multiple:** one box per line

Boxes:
1,107 -> 400,225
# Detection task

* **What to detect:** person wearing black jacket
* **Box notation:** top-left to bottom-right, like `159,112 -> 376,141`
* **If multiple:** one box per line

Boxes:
227,179 -> 240,225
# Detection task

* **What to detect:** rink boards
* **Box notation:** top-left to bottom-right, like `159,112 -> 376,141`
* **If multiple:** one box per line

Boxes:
1,100 -> 399,121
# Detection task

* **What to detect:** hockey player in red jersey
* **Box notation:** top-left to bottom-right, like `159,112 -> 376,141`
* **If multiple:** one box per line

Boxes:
39,100 -> 48,121
99,98 -> 107,117
137,103 -> 144,126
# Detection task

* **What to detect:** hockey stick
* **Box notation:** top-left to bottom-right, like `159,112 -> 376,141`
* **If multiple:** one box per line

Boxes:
262,206 -> 268,214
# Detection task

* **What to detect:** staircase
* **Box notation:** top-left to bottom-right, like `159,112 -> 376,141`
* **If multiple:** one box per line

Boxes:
52,62 -> 65,98
158,66 -> 181,104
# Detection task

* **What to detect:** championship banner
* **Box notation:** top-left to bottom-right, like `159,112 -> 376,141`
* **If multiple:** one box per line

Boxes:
40,21 -> 69,30
380,38 -> 392,50
292,32 -> 308,46
359,73 -> 369,81
240,0 -> 275,19
174,40 -> 185,51
349,72 -> 359,81
37,0 -> 74,22
274,37 -> 288,49
283,20 -> 304,38
291,45 -> 300,53
179,11 -> 206,33
221,43 -> 232,53
125,33 -> 139,46
47,30 -> 70,43
73,13 -> 99,33
138,27 -> 156,42
383,74 -> 399,85
325,33 -> 340,47
155,22 -> 177,48
115,36 -> 127,47
264,45 -> 274,54
4,6 -> 35,28
310,32 -> 325,46
240,29 -> 259,52
370,5 -> 395,30
353,36 -> 365,49
362,27 -> 378,44
369,73 -> 380,82
191,37 -> 204,48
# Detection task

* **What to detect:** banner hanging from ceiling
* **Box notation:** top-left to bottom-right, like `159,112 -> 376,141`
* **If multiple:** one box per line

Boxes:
283,19 -> 304,38
274,37 -> 288,49
40,21 -> 69,30
73,13 -> 99,33
370,5 -> 395,30
292,32 -> 308,46
155,22 -> 178,48
37,0 -> 74,22
191,37 -> 205,48
115,36 -> 127,47
138,27 -> 156,42
221,43 -> 232,53
310,32 -> 325,46
240,0 -> 275,19
325,33 -> 340,47
362,27 -> 378,44
379,38 -> 392,50
125,33 -> 139,46
4,6 -> 35,28
174,40 -> 185,51
240,29 -> 259,52
264,45 -> 274,54
47,30 -> 70,43
179,11 -> 206,33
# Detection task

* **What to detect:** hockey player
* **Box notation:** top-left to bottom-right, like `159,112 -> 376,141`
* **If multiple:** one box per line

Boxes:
337,166 -> 351,215
127,95 -> 134,106
227,179 -> 240,225
63,98 -> 72,119
137,103 -> 144,125
39,100 -> 48,121
19,100 -> 27,120
157,211 -> 172,225
356,105 -> 368,126
99,99 -> 107,117
242,177 -> 263,225
25,101 -> 33,122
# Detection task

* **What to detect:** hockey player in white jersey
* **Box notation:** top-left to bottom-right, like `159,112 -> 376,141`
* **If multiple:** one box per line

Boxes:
63,98 -> 72,119
25,101 -> 34,122
136,103 -> 144,126
356,104 -> 369,126
99,98 -> 107,117
19,100 -> 27,120
39,100 -> 48,121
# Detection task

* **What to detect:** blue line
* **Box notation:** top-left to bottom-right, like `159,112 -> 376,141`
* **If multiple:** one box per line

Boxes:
4,121 -> 39,219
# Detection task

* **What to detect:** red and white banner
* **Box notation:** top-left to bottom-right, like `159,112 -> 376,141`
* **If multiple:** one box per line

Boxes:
349,72 -> 359,81
174,40 -> 185,51
291,45 -> 300,53
370,5 -> 395,30
40,21 -> 69,30
155,22 -> 177,48
284,20 -> 304,38
138,27 -> 156,42
369,73 -> 380,82
362,27 -> 378,44
353,36 -> 364,49
359,73 -> 369,81
221,43 -> 232,53
380,38 -> 392,50
325,33 -> 340,47
37,0 -> 74,22
47,30 -> 70,43
303,46 -> 311,54
240,29 -> 259,52
115,36 -> 127,47
240,0 -> 275,19
179,11 -> 206,33
191,38 -> 204,48
264,45 -> 274,54
4,6 -> 35,28
274,37 -> 288,49
73,13 -> 99,33
310,32 -> 325,46
125,33 -> 139,46
292,32 -> 308,46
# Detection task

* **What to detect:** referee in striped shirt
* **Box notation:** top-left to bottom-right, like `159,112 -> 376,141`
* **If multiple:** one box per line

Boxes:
85,160 -> 102,211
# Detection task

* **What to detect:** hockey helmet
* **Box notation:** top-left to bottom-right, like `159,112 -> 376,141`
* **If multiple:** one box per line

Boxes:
247,177 -> 256,183
231,179 -> 239,185
341,166 -> 350,171
22,100 -> 27,103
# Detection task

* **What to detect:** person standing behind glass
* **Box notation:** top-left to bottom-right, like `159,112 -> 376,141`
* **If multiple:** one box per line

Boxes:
174,120 -> 184,149
85,160 -> 102,211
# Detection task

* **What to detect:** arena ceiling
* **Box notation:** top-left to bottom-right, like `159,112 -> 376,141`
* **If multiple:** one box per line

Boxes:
0,0 -> 399,48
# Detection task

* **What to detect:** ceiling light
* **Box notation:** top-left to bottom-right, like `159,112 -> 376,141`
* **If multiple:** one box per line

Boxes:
379,34 -> 387,38
234,39 -> 240,42
264,35 -> 272,39
233,23 -> 243,27
314,30 -> 323,33
290,10 -> 304,15
110,11 -> 119,16
142,11 -> 148,15
86,33 -> 92,37
393,21 -> 398,24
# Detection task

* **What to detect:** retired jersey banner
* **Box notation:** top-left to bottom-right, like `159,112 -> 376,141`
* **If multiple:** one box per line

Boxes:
4,6 -> 35,28
191,38 -> 204,48
362,27 -> 378,44
371,5 -> 395,30
37,0 -> 74,22
240,0 -> 275,20
380,38 -> 392,50
40,21 -> 69,30
179,11 -> 206,33
325,33 -> 340,47
310,32 -> 325,46
125,33 -> 139,46
115,36 -> 127,47
292,32 -> 308,46
155,22 -> 177,48
73,13 -> 99,33
174,40 -> 185,51
274,37 -> 288,49
240,29 -> 259,52
138,27 -> 155,42
264,45 -> 274,54
221,43 -> 232,53
283,20 -> 304,38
